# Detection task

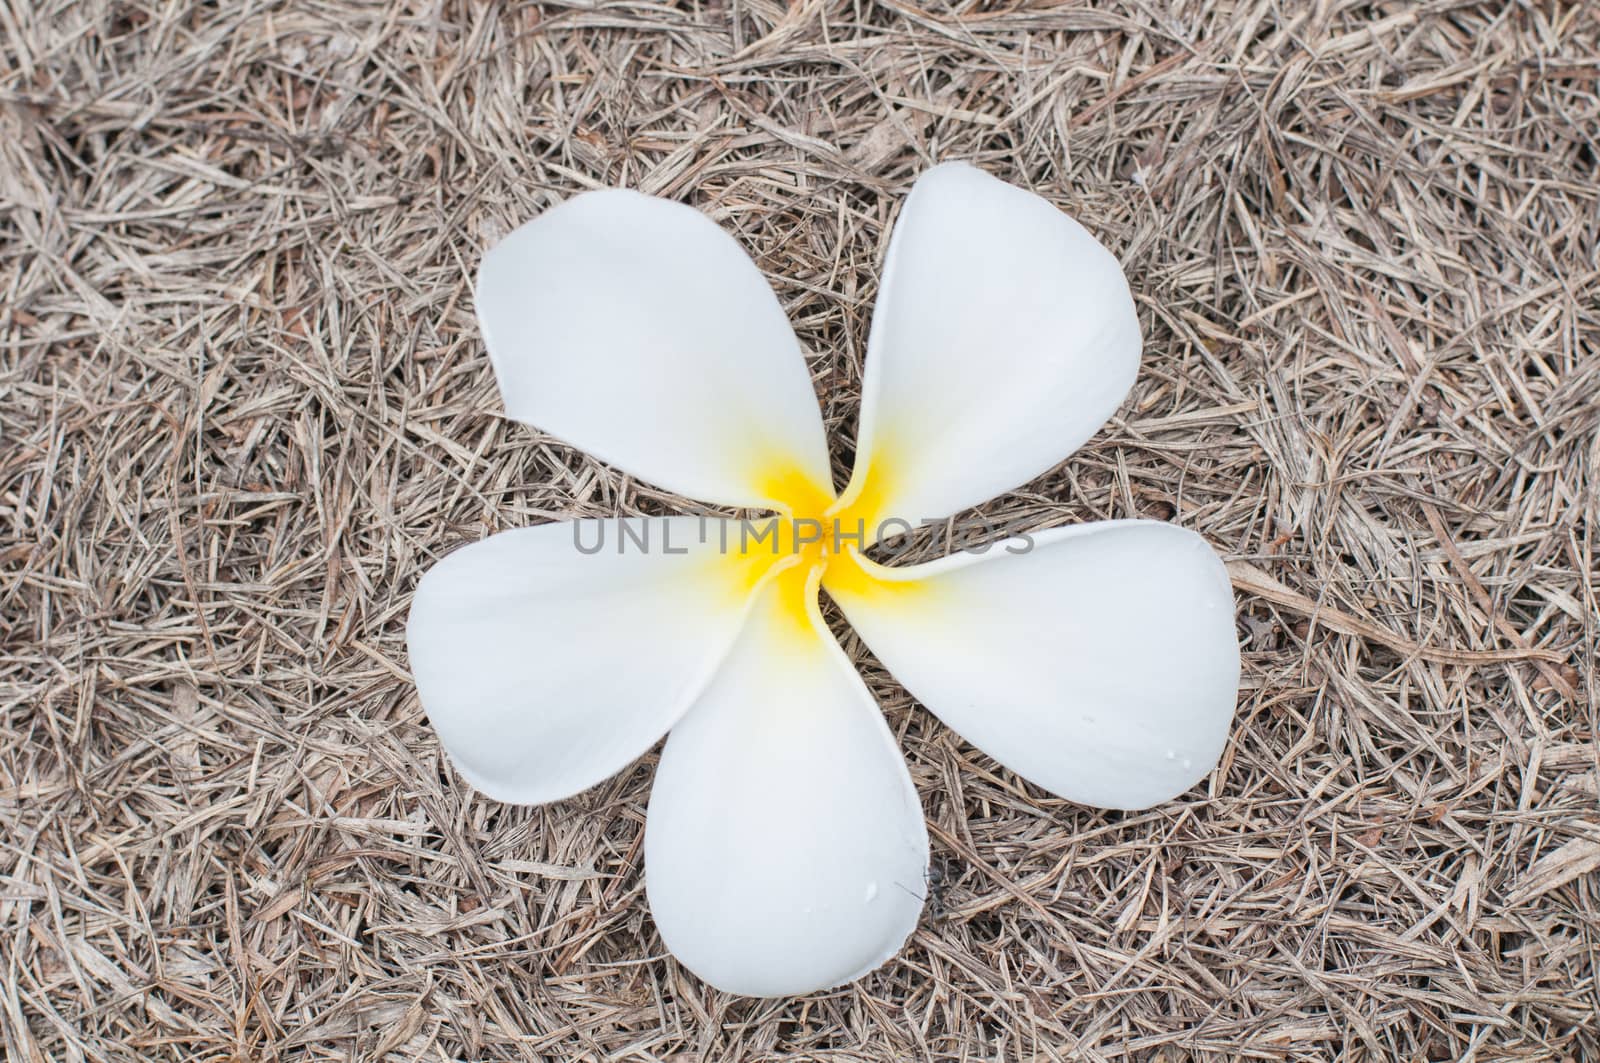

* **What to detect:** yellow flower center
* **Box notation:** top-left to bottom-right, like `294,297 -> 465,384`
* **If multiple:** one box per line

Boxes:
725,453 -> 918,640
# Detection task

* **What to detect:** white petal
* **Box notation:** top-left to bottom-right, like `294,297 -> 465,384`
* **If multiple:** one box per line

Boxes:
824,522 -> 1239,810
476,190 -> 833,511
646,565 -> 928,996
406,518 -> 764,805
836,162 -> 1141,538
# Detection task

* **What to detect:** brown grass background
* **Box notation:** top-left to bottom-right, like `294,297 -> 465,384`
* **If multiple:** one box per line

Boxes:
3,1 -> 1598,1060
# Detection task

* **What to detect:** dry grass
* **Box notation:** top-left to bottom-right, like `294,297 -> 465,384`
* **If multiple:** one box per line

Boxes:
3,1 -> 1598,1059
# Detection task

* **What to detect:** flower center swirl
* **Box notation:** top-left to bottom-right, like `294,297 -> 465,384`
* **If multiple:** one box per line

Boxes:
731,460 -> 904,639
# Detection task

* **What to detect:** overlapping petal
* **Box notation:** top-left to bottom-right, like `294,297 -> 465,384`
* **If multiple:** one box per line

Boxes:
646,565 -> 929,996
836,162 -> 1141,541
476,189 -> 834,511
406,518 -> 765,805
824,521 -> 1239,810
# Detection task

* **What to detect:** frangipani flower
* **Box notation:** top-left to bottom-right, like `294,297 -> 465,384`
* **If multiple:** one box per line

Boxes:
407,162 -> 1241,997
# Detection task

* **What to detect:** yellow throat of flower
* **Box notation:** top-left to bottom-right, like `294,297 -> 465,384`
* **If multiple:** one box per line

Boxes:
726,451 -> 923,642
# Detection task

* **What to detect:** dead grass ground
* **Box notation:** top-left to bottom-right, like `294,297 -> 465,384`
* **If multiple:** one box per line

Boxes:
3,1 -> 1598,1060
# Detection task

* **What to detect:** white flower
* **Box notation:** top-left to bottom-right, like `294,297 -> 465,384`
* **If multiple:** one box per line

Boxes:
406,162 -> 1241,997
